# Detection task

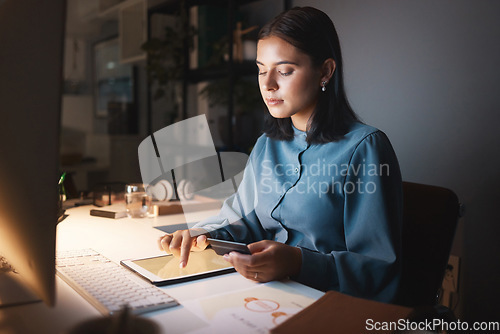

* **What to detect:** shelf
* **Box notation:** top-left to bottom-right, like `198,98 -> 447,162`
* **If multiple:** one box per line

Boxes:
145,0 -> 282,150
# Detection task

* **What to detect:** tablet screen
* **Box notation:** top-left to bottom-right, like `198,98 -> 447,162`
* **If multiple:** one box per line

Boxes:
126,248 -> 233,283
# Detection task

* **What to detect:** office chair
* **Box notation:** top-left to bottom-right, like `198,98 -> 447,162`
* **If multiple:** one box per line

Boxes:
397,181 -> 461,310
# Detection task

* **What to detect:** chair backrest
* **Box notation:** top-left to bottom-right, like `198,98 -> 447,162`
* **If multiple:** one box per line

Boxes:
397,181 -> 460,307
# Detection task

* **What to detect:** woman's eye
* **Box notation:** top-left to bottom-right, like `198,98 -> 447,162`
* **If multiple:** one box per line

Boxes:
258,71 -> 267,76
279,70 -> 293,76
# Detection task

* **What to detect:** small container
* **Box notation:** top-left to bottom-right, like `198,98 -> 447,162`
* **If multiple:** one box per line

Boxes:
125,183 -> 152,218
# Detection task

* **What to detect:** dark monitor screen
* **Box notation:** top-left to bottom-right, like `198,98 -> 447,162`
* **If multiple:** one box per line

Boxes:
0,0 -> 66,306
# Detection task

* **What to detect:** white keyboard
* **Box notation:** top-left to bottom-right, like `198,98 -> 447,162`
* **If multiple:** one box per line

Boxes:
56,249 -> 179,315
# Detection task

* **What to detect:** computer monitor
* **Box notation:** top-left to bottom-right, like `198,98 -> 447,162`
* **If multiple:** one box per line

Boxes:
0,0 -> 66,306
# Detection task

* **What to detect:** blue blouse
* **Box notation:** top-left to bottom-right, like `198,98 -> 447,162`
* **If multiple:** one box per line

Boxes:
195,121 -> 403,303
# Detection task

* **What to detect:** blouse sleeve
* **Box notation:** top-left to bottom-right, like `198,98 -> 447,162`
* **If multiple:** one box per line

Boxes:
294,131 -> 403,303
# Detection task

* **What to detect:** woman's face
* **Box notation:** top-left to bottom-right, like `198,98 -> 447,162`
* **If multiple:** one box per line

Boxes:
256,36 -> 323,131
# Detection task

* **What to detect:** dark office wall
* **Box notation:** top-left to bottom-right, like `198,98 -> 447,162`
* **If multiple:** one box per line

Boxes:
293,0 -> 500,321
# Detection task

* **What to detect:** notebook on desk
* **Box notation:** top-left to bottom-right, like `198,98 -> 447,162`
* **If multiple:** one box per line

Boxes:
90,204 -> 127,219
271,290 -> 415,334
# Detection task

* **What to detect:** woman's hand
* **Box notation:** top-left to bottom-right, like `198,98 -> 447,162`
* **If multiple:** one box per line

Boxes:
157,228 -> 209,268
223,240 -> 302,282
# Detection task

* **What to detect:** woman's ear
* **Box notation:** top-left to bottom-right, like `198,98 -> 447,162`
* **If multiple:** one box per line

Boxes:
321,58 -> 336,83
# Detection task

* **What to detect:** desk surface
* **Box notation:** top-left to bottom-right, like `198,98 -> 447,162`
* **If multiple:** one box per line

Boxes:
1,205 -> 323,334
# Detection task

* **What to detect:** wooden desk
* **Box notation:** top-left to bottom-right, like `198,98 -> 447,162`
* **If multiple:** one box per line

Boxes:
0,206 -> 323,333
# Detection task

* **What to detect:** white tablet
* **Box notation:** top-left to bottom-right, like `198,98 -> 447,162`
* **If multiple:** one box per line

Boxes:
120,248 -> 235,286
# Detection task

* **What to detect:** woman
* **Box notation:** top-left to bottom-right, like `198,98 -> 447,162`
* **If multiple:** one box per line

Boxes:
158,6 -> 402,303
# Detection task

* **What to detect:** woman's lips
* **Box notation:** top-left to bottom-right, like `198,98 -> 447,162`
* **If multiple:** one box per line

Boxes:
266,98 -> 283,106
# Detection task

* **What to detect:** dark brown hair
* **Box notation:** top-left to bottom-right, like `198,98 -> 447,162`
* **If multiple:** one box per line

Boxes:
259,6 -> 359,143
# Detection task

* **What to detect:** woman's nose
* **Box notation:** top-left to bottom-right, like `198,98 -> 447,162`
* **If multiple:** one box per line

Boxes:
261,73 -> 278,91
